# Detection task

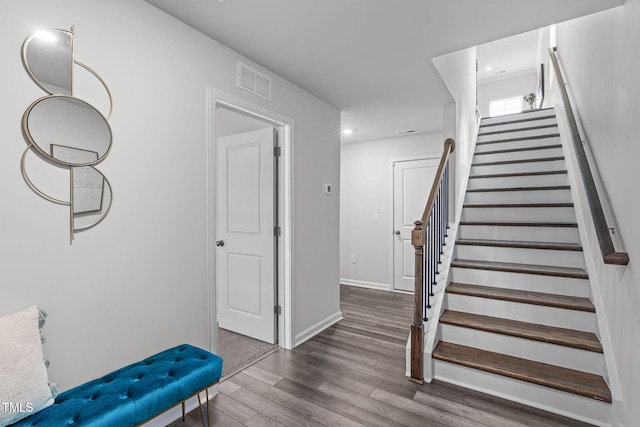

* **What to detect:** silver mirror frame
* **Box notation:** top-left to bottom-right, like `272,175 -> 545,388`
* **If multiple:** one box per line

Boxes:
71,166 -> 113,233
22,95 -> 113,167
22,27 -> 113,120
22,28 -> 74,96
20,145 -> 70,206
20,27 -> 113,243
75,61 -> 113,120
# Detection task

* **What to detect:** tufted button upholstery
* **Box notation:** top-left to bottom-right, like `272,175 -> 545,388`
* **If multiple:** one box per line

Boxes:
9,344 -> 223,427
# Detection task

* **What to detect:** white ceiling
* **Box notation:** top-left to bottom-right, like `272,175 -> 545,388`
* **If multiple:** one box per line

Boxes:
146,0 -> 622,143
477,30 -> 541,83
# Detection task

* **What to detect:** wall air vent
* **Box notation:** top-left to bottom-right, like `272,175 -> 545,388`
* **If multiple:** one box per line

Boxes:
394,129 -> 418,136
237,61 -> 272,101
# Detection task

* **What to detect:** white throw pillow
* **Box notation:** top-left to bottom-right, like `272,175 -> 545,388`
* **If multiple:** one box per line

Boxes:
0,306 -> 55,425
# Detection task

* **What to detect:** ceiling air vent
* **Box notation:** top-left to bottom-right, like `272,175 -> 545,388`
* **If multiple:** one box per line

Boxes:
237,61 -> 272,101
394,129 -> 418,136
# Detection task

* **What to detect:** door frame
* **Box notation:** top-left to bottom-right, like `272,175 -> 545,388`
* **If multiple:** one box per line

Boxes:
207,87 -> 294,351
388,154 -> 441,292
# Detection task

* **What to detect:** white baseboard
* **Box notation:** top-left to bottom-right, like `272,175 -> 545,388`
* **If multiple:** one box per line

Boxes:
294,311 -> 343,347
340,278 -> 390,291
140,384 -> 219,427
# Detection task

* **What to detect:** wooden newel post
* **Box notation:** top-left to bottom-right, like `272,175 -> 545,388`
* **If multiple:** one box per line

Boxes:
409,220 -> 425,384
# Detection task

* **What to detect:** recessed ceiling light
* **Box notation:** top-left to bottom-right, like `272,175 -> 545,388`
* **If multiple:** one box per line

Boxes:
342,128 -> 354,135
486,66 -> 492,71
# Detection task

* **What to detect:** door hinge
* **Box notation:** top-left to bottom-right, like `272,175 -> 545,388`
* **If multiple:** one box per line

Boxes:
275,305 -> 282,315
274,146 -> 281,157
274,226 -> 281,237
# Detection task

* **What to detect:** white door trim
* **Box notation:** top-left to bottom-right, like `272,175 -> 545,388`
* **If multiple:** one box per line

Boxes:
206,87 -> 294,351
388,154 -> 442,292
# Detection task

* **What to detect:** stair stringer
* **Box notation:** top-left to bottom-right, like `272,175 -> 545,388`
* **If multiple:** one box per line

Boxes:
554,103 -> 624,426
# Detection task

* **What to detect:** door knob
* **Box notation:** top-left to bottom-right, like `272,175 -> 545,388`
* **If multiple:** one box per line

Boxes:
216,240 -> 225,247
395,230 -> 401,235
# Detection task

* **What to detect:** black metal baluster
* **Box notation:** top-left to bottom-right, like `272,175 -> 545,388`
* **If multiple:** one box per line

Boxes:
444,163 -> 450,238
430,208 -> 435,299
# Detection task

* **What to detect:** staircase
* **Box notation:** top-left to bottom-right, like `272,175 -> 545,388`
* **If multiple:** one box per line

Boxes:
432,109 -> 613,425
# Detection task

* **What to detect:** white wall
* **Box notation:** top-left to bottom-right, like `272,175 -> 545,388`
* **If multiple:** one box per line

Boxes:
554,4 -> 640,425
477,72 -> 537,117
0,0 -> 340,391
340,133 -> 444,289
432,47 -> 479,219
534,26 -> 552,110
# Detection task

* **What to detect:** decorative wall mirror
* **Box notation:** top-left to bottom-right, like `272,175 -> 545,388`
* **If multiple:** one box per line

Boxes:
21,27 -> 113,243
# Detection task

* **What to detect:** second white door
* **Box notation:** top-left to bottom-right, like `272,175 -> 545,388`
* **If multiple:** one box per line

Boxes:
217,127 -> 277,344
392,158 -> 439,292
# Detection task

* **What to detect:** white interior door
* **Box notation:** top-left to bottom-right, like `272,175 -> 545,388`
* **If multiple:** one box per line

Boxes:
217,127 -> 276,344
392,158 -> 439,292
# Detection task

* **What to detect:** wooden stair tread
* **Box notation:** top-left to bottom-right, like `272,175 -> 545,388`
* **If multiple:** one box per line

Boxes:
472,156 -> 564,167
478,124 -> 558,136
469,170 -> 567,179
476,134 -> 560,146
463,203 -> 574,208
440,310 -> 601,352
451,259 -> 588,279
466,185 -> 570,193
475,144 -> 562,156
480,114 -> 556,128
446,282 -> 594,312
456,238 -> 582,251
459,220 -> 578,228
432,342 -> 611,402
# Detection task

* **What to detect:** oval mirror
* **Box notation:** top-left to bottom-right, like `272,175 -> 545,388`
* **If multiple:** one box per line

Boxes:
72,166 -> 112,232
22,29 -> 73,96
24,96 -> 112,166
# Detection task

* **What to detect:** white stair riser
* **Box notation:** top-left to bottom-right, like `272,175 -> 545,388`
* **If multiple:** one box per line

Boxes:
465,189 -> 572,204
454,245 -> 585,269
481,110 -> 556,126
467,174 -> 568,189
471,159 -> 566,175
477,128 -> 559,143
457,225 -> 580,244
449,268 -> 590,298
475,136 -> 561,153
440,324 -> 603,375
445,294 -> 595,333
461,206 -> 576,222
433,361 -> 612,426
478,118 -> 558,134
473,147 -> 563,163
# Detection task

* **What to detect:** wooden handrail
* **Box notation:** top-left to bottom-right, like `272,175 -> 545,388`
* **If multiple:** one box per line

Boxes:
421,139 -> 456,224
549,48 -> 629,265
409,138 -> 455,384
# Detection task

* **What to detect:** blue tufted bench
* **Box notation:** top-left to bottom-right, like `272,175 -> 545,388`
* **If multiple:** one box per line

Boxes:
10,344 -> 223,427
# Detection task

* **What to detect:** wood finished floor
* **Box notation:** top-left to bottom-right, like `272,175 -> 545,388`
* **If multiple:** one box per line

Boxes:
171,285 -> 592,426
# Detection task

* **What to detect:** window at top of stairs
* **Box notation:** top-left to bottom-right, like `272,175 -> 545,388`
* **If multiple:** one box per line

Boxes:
489,96 -> 523,117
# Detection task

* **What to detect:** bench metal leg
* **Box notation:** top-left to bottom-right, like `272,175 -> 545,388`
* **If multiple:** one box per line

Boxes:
206,388 -> 210,427
197,391 -> 210,427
